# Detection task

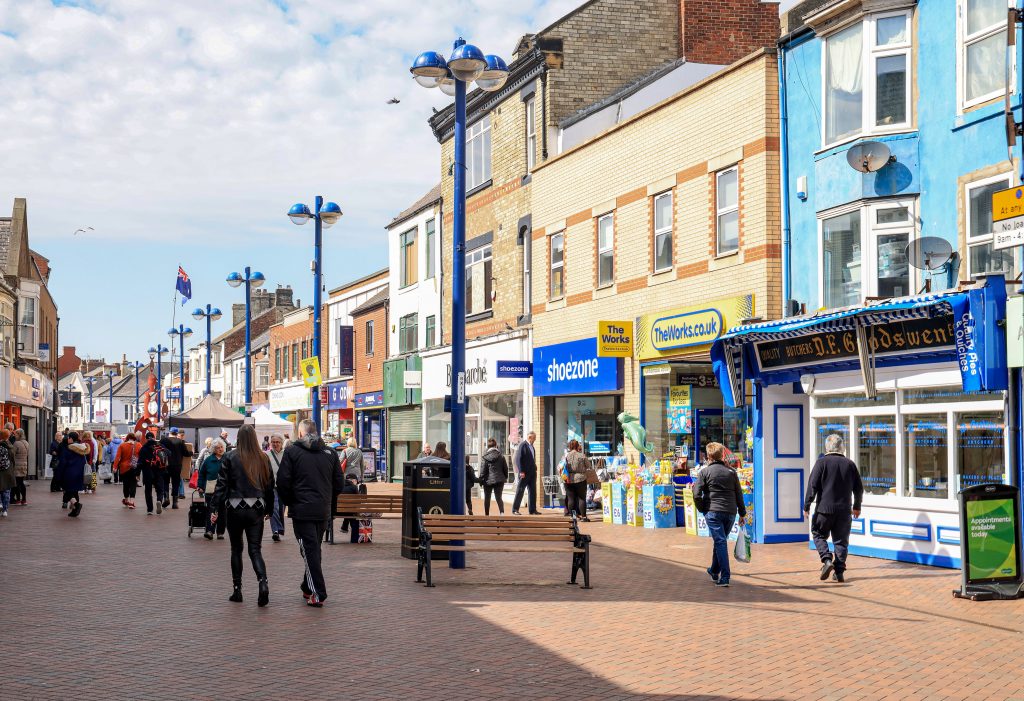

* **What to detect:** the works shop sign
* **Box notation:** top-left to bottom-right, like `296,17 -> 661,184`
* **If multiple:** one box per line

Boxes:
532,337 -> 622,397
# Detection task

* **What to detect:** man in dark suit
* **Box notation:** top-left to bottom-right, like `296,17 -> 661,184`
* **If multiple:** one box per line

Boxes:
159,428 -> 192,510
512,431 -> 540,515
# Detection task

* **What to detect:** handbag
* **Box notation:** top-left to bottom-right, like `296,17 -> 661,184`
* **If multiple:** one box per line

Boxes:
188,470 -> 199,490
584,467 -> 600,485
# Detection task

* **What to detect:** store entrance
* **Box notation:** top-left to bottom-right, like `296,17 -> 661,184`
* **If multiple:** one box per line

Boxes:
694,409 -> 723,464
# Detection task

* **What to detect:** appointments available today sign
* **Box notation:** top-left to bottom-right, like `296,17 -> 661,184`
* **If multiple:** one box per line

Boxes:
966,498 -> 1018,582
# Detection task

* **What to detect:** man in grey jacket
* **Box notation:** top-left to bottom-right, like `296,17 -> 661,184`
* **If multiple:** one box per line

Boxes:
691,442 -> 746,588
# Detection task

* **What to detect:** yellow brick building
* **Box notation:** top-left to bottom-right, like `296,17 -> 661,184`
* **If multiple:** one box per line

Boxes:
529,49 -> 781,478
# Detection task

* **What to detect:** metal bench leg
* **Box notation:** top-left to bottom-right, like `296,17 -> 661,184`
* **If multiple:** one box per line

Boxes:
424,542 -> 434,588
327,517 -> 334,545
416,549 -> 425,583
581,541 -> 592,590
569,550 -> 582,585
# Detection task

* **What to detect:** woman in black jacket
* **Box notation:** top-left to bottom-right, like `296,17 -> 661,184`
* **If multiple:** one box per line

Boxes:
478,438 -> 508,516
211,424 -> 275,606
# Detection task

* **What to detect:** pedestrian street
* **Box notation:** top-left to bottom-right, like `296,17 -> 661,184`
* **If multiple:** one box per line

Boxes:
3,482 -> 1023,701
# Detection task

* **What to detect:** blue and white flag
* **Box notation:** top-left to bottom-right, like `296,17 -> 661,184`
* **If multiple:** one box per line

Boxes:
176,266 -> 192,306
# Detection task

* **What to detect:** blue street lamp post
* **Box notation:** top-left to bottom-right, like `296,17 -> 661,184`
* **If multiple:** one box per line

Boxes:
411,40 -> 509,569
167,325 -> 192,413
226,268 -> 266,413
127,361 -> 145,421
191,305 -> 223,396
85,376 -> 96,423
107,369 -> 116,423
287,198 -> 342,433
148,346 -> 169,426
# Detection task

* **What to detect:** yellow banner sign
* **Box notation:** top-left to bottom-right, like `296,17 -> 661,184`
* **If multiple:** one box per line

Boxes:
992,185 -> 1024,222
300,356 -> 322,388
635,295 -> 754,361
597,320 -> 634,357
669,385 -> 691,407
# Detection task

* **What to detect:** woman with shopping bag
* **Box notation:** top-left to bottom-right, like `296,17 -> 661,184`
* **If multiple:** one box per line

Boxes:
691,442 -> 747,588
113,433 -> 142,509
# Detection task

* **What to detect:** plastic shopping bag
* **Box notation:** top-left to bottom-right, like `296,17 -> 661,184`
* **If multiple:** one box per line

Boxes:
733,521 -> 752,563
357,519 -> 373,544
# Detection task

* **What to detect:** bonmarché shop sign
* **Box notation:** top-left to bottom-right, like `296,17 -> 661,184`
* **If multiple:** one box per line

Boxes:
755,316 -> 955,370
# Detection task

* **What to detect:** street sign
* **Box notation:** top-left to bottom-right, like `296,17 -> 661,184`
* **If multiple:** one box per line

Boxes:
403,370 -> 422,389
495,360 -> 532,378
38,343 -> 50,362
300,356 -> 322,388
991,185 -> 1024,222
1008,296 -> 1024,368
166,387 -> 182,400
993,215 -> 1024,249
598,320 -> 634,357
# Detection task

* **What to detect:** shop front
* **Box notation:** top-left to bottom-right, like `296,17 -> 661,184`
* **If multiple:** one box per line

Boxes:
325,380 -> 353,443
269,383 -> 312,434
4,366 -> 52,477
533,337 -> 624,488
636,295 -> 756,471
354,390 -> 385,479
384,356 -> 423,483
421,333 -> 531,482
711,276 -> 1012,565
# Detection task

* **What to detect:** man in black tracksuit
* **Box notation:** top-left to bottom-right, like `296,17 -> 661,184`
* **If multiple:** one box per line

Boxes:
276,419 -> 344,607
159,428 -> 192,509
804,433 -> 864,583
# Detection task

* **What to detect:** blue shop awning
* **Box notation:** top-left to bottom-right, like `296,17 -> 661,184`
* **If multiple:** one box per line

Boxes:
711,276 -> 1009,407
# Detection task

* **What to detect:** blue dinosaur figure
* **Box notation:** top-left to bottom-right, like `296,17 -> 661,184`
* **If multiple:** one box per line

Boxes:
618,411 -> 654,455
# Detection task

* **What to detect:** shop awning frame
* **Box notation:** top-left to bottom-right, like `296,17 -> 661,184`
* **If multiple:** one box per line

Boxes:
711,276 -> 1009,407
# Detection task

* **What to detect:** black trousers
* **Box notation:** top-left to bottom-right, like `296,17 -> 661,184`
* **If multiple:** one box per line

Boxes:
293,519 -> 327,599
62,486 -> 79,504
163,469 -> 181,502
812,511 -> 853,571
564,481 -> 587,518
205,495 -> 226,535
121,473 -> 137,500
142,469 -> 167,513
12,476 -> 26,502
512,474 -> 536,513
483,483 -> 504,515
226,507 -> 267,585
465,487 -> 473,515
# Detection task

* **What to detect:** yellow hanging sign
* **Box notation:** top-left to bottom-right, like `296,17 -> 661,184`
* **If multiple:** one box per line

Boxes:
597,320 -> 634,357
300,357 -> 322,388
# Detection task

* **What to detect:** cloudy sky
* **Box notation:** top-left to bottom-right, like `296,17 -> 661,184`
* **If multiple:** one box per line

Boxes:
0,0 -> 588,362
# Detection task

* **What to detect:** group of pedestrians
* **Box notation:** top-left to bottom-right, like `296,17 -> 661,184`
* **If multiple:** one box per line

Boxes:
0,425 -> 29,517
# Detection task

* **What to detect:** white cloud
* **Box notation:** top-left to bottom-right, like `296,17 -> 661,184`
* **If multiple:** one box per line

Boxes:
0,0 -> 581,359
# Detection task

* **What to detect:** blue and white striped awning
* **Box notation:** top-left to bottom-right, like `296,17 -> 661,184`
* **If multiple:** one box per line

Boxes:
711,277 -> 1009,407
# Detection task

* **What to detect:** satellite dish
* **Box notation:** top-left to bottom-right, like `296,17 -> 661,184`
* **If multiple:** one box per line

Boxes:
905,237 -> 953,270
846,141 -> 893,173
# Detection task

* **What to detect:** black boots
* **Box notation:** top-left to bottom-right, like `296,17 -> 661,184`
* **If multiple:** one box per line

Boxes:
258,579 -> 269,607
229,584 -> 243,603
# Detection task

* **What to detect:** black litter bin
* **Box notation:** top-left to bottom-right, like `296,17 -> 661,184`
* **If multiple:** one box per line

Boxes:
401,456 -> 451,560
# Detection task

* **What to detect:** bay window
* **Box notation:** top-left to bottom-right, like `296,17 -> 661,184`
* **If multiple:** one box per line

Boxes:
958,0 -> 1010,109
597,213 -> 614,287
466,115 -> 491,191
465,244 -> 492,317
820,199 -> 915,309
824,11 -> 911,146
966,174 -> 1016,277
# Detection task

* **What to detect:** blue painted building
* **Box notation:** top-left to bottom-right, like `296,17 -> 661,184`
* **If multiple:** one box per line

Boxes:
711,0 -> 1020,568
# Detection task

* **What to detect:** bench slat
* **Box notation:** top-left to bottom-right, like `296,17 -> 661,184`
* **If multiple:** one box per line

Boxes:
429,534 -> 574,542
429,545 -> 584,553
427,528 -> 573,536
422,519 -> 571,528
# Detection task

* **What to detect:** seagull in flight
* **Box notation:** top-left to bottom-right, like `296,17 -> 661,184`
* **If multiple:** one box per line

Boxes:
387,97 -> 401,104
74,227 -> 94,235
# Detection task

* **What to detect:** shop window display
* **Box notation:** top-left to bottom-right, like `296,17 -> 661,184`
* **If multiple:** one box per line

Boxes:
904,414 -> 947,499
856,416 -> 896,495
815,417 -> 850,458
956,411 -> 1005,489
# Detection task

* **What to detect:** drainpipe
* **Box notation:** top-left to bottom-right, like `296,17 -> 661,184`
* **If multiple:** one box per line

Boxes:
778,48 -> 792,318
540,70 -> 549,160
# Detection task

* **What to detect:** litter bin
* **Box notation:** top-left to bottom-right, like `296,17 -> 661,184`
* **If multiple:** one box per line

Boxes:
401,456 -> 451,560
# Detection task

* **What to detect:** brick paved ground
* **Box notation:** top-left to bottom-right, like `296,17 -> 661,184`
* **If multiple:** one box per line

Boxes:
3,482 -> 1024,700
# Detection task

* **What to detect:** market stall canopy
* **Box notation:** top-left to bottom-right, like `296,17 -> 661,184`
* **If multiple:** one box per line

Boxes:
166,394 -> 245,429
711,275 -> 1008,407
251,406 -> 291,432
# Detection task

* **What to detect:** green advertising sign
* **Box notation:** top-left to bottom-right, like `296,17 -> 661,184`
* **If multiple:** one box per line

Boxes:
965,498 -> 1018,581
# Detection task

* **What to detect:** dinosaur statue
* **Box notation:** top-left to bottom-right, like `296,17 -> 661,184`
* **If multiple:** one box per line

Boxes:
618,411 -> 654,455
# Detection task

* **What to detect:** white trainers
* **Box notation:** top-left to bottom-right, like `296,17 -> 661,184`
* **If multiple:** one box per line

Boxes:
1,509 -> 7,517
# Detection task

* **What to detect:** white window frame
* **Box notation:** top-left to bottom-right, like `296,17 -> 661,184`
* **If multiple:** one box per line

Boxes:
653,191 -> 673,273
425,315 -> 436,348
365,320 -> 374,356
811,382 -> 1008,507
399,227 -> 417,289
466,115 -> 492,191
17,293 -> 38,356
399,313 -> 417,354
549,232 -> 564,300
957,0 -> 1013,110
526,97 -> 537,171
821,10 -> 913,149
817,198 -> 918,308
425,218 -> 435,280
465,244 -> 493,317
597,213 -> 615,287
965,171 -> 1018,278
715,167 -> 740,256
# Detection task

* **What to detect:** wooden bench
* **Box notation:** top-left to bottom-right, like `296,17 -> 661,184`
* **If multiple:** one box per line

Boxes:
415,510 -> 592,589
328,493 -> 403,544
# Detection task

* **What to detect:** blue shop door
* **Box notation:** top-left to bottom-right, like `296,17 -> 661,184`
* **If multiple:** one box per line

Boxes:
694,409 -> 723,464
